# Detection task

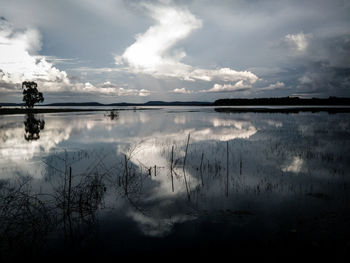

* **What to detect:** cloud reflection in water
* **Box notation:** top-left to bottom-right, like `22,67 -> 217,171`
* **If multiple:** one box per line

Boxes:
0,109 -> 350,240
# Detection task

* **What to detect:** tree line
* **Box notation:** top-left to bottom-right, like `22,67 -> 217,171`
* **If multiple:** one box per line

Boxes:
214,97 -> 350,106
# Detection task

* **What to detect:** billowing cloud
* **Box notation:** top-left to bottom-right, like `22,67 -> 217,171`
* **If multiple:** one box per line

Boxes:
0,18 -> 70,89
115,2 -> 201,77
115,2 -> 258,88
0,18 -> 150,98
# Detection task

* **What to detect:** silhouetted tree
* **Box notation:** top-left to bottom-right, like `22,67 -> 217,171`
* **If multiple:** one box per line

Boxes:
22,81 -> 44,108
24,113 -> 45,141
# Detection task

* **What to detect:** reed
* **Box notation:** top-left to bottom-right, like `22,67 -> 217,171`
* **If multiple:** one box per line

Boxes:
183,133 -> 191,201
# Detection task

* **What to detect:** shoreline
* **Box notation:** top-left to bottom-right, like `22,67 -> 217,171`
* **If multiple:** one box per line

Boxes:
0,107 -> 160,115
214,107 -> 350,114
1,106 -> 350,115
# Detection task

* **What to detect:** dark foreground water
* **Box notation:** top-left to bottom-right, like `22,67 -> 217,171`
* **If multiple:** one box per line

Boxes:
1,107 -> 350,261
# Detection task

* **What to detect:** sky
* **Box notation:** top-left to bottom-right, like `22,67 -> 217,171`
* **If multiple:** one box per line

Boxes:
0,0 -> 349,103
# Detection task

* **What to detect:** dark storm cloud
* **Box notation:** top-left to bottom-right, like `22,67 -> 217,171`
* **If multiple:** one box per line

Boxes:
281,33 -> 350,96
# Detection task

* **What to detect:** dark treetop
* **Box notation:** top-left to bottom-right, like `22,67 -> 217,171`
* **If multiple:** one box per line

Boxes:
22,81 -> 44,108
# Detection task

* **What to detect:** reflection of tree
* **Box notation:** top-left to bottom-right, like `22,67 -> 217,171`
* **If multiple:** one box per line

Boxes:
24,113 -> 45,141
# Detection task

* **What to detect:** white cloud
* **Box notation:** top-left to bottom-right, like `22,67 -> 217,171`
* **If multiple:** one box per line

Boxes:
115,2 -> 258,86
266,81 -> 285,90
138,89 -> 151,97
189,68 -> 258,83
0,19 -> 149,97
173,87 -> 192,94
115,2 -> 201,77
1,3 -> 260,99
0,19 -> 70,89
69,82 -> 150,96
203,80 -> 251,93
284,32 -> 313,52
259,81 -> 285,91
97,81 -> 151,96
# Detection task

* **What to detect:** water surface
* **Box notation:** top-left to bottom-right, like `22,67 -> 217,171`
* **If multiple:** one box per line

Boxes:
1,107 -> 350,260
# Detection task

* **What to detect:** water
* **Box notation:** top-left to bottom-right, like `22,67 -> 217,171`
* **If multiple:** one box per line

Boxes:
1,107 -> 350,260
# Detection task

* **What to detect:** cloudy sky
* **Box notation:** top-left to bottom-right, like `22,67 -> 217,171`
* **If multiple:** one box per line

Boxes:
1,0 -> 349,103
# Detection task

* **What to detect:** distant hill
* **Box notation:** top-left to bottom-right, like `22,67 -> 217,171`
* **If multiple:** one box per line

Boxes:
0,101 -> 211,107
2,97 -> 350,107
45,102 -> 105,106
143,101 -> 211,106
214,97 -> 350,106
45,101 -> 211,107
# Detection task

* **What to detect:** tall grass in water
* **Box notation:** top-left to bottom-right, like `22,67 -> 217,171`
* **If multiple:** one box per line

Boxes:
1,133 -> 349,260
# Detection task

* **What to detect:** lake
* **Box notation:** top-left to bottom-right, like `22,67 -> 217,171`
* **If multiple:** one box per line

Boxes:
1,107 -> 350,261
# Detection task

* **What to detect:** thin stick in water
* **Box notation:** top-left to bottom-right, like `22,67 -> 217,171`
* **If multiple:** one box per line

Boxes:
240,157 -> 242,176
183,133 -> 191,201
68,166 -> 72,213
171,146 -> 174,192
124,154 -> 128,196
226,141 -> 229,197
200,152 -> 204,187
